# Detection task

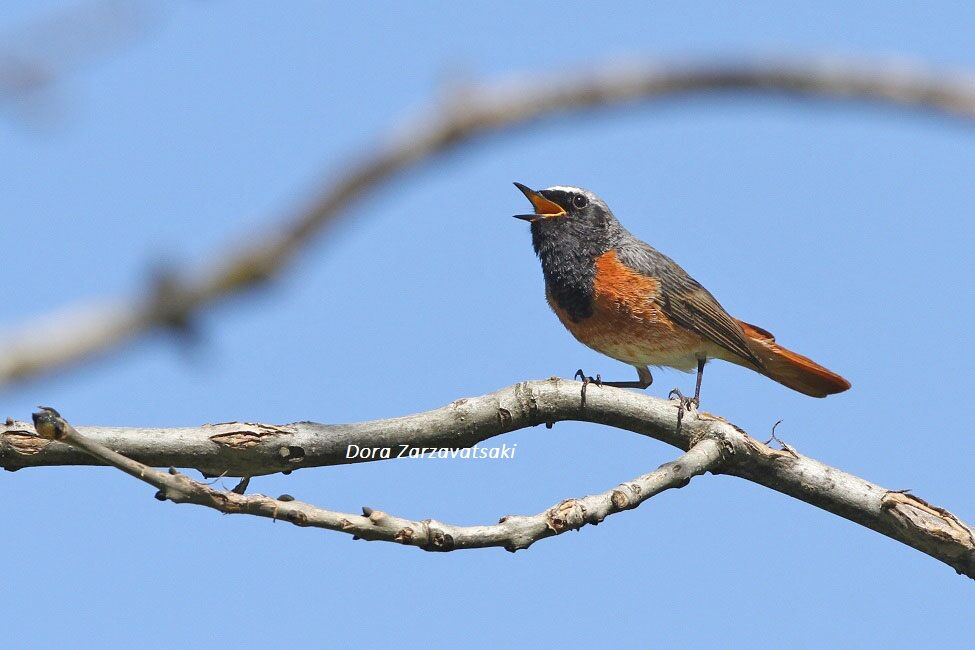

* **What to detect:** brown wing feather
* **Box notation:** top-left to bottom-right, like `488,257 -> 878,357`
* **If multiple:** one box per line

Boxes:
615,241 -> 763,368
662,286 -> 763,366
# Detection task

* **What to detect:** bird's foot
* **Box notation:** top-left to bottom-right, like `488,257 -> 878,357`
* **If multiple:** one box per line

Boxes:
668,387 -> 699,431
668,387 -> 699,410
574,369 -> 602,407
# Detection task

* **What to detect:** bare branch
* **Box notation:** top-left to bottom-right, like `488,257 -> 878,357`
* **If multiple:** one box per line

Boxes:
9,379 -> 975,576
2,378 -> 692,476
5,58 -> 975,386
29,405 -> 724,552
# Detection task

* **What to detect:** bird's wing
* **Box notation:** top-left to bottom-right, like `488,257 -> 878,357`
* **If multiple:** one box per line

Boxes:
615,241 -> 763,367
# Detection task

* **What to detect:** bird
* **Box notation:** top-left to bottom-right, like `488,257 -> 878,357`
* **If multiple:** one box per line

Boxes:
512,182 -> 850,405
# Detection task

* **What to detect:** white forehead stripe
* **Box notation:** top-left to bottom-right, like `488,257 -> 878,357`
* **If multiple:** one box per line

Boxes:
543,185 -> 586,194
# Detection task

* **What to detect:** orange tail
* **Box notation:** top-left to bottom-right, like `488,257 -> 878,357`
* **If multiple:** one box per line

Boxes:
735,320 -> 851,398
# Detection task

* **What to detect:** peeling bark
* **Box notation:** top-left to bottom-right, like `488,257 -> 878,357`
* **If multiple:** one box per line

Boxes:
11,379 -> 975,576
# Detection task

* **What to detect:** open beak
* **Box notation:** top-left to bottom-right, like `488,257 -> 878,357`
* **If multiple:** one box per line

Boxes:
513,182 -> 566,221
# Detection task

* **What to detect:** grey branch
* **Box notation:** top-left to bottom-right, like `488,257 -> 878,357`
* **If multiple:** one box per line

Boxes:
8,379 -> 975,576
6,58 -> 975,386
28,405 -> 723,552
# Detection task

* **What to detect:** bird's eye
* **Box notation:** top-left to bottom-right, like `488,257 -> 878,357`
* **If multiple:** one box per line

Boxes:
572,194 -> 589,209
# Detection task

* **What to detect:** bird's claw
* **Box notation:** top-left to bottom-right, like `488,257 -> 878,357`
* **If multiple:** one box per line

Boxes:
574,369 -> 601,406
668,387 -> 699,432
668,387 -> 699,411
574,369 -> 601,384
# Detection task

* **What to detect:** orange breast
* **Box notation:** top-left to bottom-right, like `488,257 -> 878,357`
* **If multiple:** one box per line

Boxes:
547,250 -> 706,368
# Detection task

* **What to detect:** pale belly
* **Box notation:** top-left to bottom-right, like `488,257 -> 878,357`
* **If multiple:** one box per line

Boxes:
568,323 -> 708,371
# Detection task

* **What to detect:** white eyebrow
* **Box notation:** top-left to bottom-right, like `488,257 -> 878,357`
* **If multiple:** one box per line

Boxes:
543,185 -> 584,194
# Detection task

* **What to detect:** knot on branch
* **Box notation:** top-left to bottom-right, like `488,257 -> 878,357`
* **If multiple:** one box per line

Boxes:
362,506 -> 387,524
151,470 -> 202,506
421,520 -> 454,551
512,381 -> 541,423
686,421 -> 735,469
278,445 -> 305,465
286,509 -> 309,527
611,487 -> 638,511
497,407 -> 512,428
546,499 -> 586,533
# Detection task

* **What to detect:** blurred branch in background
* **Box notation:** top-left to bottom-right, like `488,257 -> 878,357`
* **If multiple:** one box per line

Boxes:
12,380 -> 975,574
5,57 -> 975,388
0,0 -> 157,126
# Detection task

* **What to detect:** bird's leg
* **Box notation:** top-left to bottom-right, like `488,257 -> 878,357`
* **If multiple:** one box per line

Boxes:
605,365 -> 654,390
574,369 -> 601,406
668,359 -> 705,407
693,357 -> 705,405
575,367 -> 652,406
669,359 -> 706,430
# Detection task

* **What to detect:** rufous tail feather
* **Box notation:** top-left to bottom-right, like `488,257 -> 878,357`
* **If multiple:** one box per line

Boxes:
735,320 -> 851,398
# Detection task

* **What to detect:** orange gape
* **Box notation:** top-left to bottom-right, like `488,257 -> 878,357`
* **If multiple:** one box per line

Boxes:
516,182 -> 851,403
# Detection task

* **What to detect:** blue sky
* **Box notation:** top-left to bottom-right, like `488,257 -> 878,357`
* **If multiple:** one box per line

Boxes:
4,1 -> 975,647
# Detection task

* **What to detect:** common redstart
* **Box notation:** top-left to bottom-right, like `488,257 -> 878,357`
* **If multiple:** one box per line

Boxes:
513,183 -> 850,404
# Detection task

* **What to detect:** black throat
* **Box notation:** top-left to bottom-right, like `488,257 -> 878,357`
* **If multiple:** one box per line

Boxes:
531,218 -> 610,322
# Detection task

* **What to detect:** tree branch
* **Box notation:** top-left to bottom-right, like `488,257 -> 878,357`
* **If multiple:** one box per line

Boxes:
8,379 -> 975,576
29,405 -> 724,552
5,58 -> 975,387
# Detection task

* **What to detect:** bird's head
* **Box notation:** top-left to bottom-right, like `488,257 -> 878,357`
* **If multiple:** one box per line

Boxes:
512,182 -> 609,223
513,183 -> 619,253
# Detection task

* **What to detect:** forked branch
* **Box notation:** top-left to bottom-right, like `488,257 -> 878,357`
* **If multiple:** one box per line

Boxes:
29,405 -> 724,552
9,379 -> 975,576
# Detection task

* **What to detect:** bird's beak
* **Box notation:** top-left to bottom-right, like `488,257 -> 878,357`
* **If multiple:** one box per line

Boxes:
512,182 -> 566,221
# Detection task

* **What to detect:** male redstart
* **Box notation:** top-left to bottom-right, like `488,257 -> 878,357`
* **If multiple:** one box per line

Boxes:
513,183 -> 850,404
